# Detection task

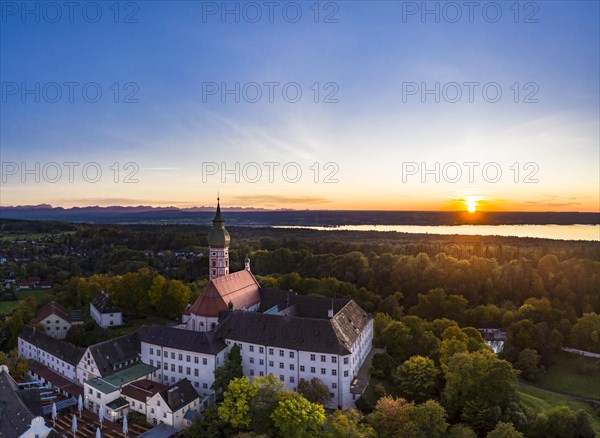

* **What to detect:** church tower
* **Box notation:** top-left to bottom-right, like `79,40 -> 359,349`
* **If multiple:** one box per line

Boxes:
207,198 -> 230,280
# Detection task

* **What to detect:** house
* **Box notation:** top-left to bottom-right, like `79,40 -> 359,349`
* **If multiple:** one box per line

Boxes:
0,365 -> 59,438
90,291 -> 123,328
83,362 -> 158,420
18,325 -> 84,383
145,378 -> 200,430
76,331 -> 140,384
33,301 -> 82,340
138,325 -> 227,396
121,378 -> 168,419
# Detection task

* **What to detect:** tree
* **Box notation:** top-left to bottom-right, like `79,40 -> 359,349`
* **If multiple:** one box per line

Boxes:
0,349 -> 28,375
486,422 -> 523,438
515,349 -> 545,382
379,321 -> 412,361
249,375 -> 285,435
571,313 -> 600,353
448,423 -> 477,438
325,409 -> 375,438
271,392 -> 326,438
395,355 -> 439,403
184,405 -> 233,438
368,396 -> 448,437
297,378 -> 331,405
370,352 -> 396,379
212,344 -> 243,397
218,377 -> 258,429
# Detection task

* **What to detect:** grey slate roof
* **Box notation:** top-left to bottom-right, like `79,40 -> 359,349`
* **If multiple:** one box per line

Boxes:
87,332 -> 140,376
218,296 -> 371,355
91,292 -> 121,314
19,325 -> 85,366
158,378 -> 199,411
138,326 -> 226,356
259,288 -> 351,318
0,369 -> 34,437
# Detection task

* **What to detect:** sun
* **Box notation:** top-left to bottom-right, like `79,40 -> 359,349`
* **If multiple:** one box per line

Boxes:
464,196 -> 480,213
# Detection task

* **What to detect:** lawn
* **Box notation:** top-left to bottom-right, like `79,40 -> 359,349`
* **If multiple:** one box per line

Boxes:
536,351 -> 600,400
519,383 -> 600,434
0,289 -> 52,314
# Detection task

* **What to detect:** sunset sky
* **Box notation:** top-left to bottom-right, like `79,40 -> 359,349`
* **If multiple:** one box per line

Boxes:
1,1 -> 598,212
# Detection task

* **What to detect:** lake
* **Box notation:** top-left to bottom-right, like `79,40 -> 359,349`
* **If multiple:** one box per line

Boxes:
273,224 -> 600,241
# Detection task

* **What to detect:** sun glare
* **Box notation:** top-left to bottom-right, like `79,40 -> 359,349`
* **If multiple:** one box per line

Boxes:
465,196 -> 480,213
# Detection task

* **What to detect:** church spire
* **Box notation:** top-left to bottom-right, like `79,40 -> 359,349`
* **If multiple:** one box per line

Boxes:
213,197 -> 224,225
208,197 -> 230,280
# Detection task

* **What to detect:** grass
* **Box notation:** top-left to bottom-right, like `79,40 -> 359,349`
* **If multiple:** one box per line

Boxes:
519,383 -> 600,434
536,351 -> 600,400
0,289 -> 52,314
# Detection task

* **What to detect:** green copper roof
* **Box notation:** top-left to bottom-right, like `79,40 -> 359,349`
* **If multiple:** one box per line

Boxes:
85,363 -> 157,394
208,198 -> 230,248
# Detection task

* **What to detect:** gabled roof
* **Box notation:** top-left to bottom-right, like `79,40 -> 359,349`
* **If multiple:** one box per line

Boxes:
122,379 -> 167,403
188,270 -> 260,317
87,332 -> 140,376
91,291 -> 121,314
34,301 -> 71,323
138,325 -> 226,355
19,325 -> 85,365
158,378 -> 198,411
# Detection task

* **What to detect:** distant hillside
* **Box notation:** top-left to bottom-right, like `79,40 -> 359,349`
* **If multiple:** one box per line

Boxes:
1,205 -> 598,226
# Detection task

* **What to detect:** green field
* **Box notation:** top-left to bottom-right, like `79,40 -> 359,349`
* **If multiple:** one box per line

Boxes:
519,383 -> 600,434
536,352 -> 600,400
0,289 -> 52,314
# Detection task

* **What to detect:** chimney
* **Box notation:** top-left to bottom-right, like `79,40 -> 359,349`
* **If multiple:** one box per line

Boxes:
167,387 -> 178,408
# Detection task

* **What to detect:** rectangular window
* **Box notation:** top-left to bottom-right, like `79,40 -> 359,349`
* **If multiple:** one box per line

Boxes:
290,376 -> 295,383
249,345 -> 254,352
290,364 -> 294,371
164,351 -> 168,357
269,361 -> 274,367
300,365 -> 305,372
250,357 -> 254,364
310,354 -> 315,361
332,356 -> 337,363
194,381 -> 199,387
194,357 -> 199,364
179,354 -> 183,361
321,355 -> 326,362
259,359 -> 264,365
178,365 -> 183,373
332,369 -> 337,376
259,347 -> 264,354
259,371 -> 264,376
203,383 -> 208,389
279,375 -> 284,382
332,383 -> 337,389
171,364 -> 175,372
269,348 -> 274,355
344,370 -> 349,377
203,358 -> 208,365
171,352 -> 175,359
321,368 -> 326,375
250,369 -> 254,376
279,362 -> 284,369
343,357 -> 349,365
194,369 -> 199,377
163,363 -> 168,370
150,348 -> 154,355
310,367 -> 315,374
150,359 -> 154,366
279,350 -> 284,357
289,352 -> 295,359
186,367 -> 191,375
186,355 -> 191,362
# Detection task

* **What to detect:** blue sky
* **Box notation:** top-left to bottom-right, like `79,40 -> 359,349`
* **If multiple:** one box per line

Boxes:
1,1 -> 598,211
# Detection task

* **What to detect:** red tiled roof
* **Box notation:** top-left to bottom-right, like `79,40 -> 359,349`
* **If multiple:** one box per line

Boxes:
28,360 -> 83,397
34,301 -> 71,323
121,379 -> 167,402
188,270 -> 260,317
